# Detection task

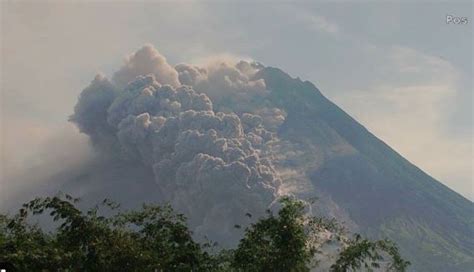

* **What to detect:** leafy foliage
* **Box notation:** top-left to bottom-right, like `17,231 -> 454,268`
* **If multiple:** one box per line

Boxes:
0,194 -> 215,271
231,197 -> 312,271
330,234 -> 410,272
0,194 -> 409,271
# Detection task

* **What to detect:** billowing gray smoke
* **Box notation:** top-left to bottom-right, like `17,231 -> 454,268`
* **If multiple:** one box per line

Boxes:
70,45 -> 285,245
69,74 -> 119,152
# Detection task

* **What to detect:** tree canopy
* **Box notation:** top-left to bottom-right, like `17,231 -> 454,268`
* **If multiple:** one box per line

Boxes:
0,194 -> 409,271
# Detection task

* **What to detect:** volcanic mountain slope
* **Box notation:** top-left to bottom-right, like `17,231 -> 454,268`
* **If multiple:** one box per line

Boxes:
255,67 -> 474,271
6,45 -> 472,271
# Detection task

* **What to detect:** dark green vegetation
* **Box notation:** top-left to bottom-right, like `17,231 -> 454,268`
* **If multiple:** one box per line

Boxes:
255,67 -> 474,271
0,195 -> 408,271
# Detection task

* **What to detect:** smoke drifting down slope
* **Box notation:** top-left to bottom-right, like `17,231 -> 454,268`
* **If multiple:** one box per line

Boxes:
70,45 -> 284,244
68,45 -> 473,270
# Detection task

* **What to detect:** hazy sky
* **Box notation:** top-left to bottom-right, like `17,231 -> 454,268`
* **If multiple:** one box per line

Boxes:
1,1 -> 472,199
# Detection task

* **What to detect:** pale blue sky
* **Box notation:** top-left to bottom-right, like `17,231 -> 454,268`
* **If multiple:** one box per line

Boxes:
1,1 -> 472,199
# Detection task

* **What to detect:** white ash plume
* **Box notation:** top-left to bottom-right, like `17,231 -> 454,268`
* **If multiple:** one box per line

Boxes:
113,44 -> 180,88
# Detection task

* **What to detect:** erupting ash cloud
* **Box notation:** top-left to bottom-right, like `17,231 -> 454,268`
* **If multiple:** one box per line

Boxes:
70,45 -> 286,245
113,45 -> 180,88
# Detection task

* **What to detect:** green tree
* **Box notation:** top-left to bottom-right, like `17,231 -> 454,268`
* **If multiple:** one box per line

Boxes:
330,234 -> 410,272
231,196 -> 410,272
0,194 -> 409,271
231,197 -> 313,271
0,194 -> 216,271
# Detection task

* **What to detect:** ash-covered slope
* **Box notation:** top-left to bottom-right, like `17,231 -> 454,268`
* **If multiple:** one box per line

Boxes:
256,67 -> 474,271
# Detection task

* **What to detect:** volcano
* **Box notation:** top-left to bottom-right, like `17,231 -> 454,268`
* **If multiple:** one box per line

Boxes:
8,46 -> 472,271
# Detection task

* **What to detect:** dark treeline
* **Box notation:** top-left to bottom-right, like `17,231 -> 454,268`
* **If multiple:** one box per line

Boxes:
0,194 -> 409,271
